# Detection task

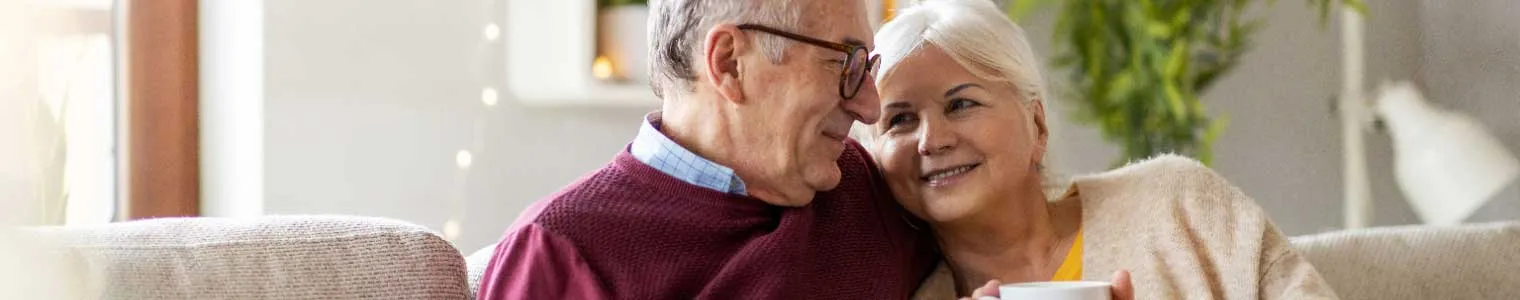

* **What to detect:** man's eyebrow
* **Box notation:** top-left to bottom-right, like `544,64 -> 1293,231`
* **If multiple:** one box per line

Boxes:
842,37 -> 866,47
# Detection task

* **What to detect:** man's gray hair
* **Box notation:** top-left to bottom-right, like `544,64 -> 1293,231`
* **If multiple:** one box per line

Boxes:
647,0 -> 802,99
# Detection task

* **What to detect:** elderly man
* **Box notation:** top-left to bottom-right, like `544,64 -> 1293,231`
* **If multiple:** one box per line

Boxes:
476,0 -> 938,299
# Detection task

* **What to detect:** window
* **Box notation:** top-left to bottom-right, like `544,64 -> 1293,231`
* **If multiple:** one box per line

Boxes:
34,0 -> 119,225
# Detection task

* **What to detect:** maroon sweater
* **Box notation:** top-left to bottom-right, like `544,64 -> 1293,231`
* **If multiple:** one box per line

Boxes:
478,141 -> 938,299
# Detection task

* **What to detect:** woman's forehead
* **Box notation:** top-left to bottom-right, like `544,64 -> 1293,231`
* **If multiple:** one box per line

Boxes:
881,49 -> 980,97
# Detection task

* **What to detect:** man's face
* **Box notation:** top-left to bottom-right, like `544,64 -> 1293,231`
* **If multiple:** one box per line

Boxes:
731,0 -> 881,206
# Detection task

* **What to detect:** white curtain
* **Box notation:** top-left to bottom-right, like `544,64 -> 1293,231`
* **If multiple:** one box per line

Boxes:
0,0 -> 67,227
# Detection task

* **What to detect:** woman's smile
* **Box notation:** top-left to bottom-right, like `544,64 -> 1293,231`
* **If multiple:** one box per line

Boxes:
921,162 -> 982,188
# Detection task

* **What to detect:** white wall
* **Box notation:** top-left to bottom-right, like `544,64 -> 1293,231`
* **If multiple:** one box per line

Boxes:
255,0 -> 1518,253
264,0 -> 651,252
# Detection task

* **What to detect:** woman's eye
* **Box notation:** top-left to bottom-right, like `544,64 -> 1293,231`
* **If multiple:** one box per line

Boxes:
886,113 -> 917,128
948,98 -> 981,111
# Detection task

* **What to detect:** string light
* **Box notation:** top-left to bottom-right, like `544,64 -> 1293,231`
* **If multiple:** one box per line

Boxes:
592,55 -> 615,80
443,219 -> 462,241
483,23 -> 500,41
481,87 -> 498,106
455,150 -> 473,169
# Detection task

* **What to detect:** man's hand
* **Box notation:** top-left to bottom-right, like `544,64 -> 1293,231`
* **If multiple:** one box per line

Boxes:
956,270 -> 1134,300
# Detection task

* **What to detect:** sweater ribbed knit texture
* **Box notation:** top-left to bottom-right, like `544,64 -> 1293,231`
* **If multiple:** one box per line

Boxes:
530,141 -> 937,299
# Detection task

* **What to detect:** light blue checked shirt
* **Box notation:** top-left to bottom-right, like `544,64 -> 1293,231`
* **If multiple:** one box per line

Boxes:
630,113 -> 748,195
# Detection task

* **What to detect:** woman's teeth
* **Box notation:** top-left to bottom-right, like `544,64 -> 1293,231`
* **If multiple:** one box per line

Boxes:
926,165 -> 975,181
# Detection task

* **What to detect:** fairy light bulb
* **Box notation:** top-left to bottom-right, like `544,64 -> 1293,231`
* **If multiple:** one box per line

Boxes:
592,55 -> 615,80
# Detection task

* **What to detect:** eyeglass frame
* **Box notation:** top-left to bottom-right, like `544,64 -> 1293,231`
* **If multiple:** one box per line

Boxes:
735,24 -> 880,100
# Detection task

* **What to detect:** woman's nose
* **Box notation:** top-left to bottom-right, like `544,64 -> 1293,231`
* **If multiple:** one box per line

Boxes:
916,118 -> 956,156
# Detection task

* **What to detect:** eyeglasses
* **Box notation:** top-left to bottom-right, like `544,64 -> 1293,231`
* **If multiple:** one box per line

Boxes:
737,24 -> 880,100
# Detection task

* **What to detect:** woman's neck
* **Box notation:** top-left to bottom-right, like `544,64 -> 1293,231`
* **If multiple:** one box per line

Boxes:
935,184 -> 1083,295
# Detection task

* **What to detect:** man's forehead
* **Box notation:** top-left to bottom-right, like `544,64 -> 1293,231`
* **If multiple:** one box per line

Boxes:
801,0 -> 875,45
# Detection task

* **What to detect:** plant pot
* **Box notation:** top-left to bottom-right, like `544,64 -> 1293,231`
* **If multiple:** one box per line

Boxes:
597,5 -> 650,83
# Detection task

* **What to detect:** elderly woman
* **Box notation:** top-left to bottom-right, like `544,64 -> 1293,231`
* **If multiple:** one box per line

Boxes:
864,0 -> 1339,299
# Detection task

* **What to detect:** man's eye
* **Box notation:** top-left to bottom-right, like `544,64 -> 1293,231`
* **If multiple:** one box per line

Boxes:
821,59 -> 846,70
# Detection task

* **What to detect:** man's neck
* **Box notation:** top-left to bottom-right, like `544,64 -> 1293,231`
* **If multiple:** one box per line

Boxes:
660,96 -> 797,206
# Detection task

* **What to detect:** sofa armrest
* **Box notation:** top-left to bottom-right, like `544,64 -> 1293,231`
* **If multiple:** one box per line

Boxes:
1291,222 -> 1520,300
29,215 -> 469,299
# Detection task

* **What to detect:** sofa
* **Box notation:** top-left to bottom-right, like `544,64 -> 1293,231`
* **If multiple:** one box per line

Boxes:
12,215 -> 1518,299
10,216 -> 469,299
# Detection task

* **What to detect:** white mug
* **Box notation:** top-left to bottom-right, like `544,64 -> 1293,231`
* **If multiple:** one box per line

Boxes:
999,281 -> 1111,300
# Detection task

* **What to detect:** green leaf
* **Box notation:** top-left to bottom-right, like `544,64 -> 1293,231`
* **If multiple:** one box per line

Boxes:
1342,0 -> 1369,15
1145,21 -> 1173,39
1007,0 -> 1054,21
1163,41 -> 1189,81
1199,115 -> 1230,166
1163,82 -> 1187,122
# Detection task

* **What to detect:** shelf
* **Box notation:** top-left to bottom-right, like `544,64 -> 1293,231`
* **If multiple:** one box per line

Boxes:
513,82 -> 661,107
504,0 -> 659,107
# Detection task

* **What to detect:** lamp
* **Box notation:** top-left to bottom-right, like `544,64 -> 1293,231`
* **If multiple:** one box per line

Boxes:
1373,81 -> 1520,225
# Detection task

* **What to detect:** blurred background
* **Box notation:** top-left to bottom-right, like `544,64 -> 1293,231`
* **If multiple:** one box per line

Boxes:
3,0 -> 1517,255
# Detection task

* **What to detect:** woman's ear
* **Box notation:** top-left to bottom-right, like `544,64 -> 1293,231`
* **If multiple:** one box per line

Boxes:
1029,96 -> 1049,161
703,24 -> 749,104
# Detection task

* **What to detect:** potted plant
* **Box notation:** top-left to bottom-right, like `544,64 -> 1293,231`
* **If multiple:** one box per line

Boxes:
598,0 -> 650,83
1007,0 -> 1364,166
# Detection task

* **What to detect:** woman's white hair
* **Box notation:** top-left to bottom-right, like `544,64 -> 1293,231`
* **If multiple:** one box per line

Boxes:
869,0 -> 1065,198
873,0 -> 1047,103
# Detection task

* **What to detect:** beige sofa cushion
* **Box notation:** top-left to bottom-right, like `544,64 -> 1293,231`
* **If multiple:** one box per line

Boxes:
29,215 -> 469,300
465,244 -> 497,299
1291,222 -> 1520,300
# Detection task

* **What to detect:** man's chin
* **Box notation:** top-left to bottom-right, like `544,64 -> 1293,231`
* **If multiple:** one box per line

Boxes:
804,165 -> 844,192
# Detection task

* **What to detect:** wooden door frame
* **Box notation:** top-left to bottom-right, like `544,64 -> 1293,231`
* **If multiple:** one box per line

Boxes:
124,0 -> 199,219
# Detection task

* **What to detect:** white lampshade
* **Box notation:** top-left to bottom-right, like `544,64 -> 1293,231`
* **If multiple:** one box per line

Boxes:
1375,82 -> 1520,225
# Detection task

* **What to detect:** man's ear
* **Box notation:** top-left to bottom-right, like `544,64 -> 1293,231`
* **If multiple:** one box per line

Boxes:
704,24 -> 748,104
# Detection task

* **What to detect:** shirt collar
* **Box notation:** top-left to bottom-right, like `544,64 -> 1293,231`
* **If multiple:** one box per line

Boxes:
629,112 -> 749,195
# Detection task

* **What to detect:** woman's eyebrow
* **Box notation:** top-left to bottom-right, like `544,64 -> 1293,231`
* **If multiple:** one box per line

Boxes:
944,83 -> 982,98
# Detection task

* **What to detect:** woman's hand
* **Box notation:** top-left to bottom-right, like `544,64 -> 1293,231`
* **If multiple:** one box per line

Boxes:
957,279 -> 1001,300
1109,270 -> 1134,300
957,270 -> 1133,300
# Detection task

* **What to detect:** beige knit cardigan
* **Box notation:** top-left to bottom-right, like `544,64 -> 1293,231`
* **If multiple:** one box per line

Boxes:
913,155 -> 1339,300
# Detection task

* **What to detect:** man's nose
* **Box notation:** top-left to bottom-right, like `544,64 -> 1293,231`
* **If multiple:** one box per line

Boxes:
843,80 -> 882,124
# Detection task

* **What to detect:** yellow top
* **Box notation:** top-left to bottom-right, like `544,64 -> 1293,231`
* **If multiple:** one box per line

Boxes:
1050,229 -> 1083,281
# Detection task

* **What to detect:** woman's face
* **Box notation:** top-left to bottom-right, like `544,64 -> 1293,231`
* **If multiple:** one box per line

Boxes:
868,44 -> 1047,224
